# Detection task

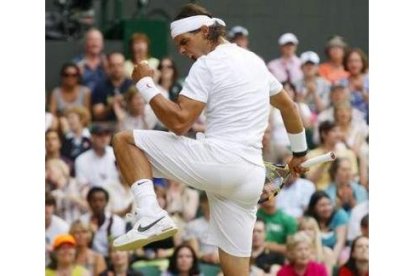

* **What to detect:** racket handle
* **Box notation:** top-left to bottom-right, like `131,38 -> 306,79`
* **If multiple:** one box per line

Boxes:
301,152 -> 336,168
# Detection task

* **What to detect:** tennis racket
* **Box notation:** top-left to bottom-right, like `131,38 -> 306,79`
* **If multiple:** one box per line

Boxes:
258,152 -> 336,204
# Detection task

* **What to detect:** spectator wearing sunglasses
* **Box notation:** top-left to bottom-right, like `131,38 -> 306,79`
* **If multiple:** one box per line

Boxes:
157,57 -> 183,102
49,62 -> 91,117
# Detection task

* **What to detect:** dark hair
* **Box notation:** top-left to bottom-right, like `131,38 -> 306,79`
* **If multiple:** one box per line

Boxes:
305,191 -> 334,225
47,252 -> 58,270
45,129 -> 61,140
341,236 -> 368,274
318,120 -> 337,144
282,81 -> 296,92
174,3 -> 226,44
157,57 -> 179,85
46,192 -> 56,206
282,80 -> 297,97
361,214 -> 369,228
255,217 -> 266,229
59,62 -> 81,83
86,186 -> 109,202
167,244 -> 200,275
199,191 -> 208,203
328,157 -> 351,182
343,48 -> 369,74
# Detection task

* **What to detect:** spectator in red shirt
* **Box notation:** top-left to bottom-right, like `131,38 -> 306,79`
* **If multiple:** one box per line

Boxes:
277,231 -> 328,276
319,36 -> 349,84
338,236 -> 369,276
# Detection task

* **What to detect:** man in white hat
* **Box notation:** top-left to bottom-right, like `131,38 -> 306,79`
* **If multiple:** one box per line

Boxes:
267,32 -> 303,83
228,25 -> 249,49
111,4 -> 309,274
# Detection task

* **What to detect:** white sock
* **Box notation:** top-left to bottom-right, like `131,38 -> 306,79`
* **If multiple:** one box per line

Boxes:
131,179 -> 161,211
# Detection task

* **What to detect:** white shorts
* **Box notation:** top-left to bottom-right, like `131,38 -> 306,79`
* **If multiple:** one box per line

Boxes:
133,130 -> 265,257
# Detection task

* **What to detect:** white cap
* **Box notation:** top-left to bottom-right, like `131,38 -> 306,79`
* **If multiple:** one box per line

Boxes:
228,25 -> 249,39
300,51 -> 320,65
278,33 -> 298,45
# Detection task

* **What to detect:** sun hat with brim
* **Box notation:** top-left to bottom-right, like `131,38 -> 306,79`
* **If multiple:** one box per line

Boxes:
53,234 -> 76,250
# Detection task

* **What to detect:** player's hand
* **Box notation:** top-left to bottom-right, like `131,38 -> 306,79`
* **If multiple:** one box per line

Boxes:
132,60 -> 154,83
288,155 -> 309,176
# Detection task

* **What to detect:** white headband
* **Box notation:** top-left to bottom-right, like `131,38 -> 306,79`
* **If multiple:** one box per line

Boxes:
170,15 -> 226,39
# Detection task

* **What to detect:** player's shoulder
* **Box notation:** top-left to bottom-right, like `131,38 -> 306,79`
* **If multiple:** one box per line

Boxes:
187,56 -> 210,77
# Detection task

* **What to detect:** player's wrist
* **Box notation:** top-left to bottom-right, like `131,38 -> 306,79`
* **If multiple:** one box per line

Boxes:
136,77 -> 160,103
288,129 -> 308,157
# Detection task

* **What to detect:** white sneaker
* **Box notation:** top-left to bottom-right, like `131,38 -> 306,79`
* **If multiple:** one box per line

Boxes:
113,208 -> 178,251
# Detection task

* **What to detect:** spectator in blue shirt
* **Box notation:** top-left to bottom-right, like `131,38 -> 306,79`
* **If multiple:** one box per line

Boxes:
92,52 -> 133,122
73,28 -> 108,92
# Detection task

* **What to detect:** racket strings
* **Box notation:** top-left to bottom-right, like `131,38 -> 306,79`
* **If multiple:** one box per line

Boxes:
261,162 -> 290,202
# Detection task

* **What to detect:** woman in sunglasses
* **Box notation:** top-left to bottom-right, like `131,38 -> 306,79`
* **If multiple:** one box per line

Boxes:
49,62 -> 91,117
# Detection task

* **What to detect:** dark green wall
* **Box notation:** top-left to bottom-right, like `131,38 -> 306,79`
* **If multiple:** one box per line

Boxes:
46,0 -> 368,92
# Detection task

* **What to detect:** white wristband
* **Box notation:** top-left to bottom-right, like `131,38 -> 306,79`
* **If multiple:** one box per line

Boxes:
136,77 -> 160,103
288,129 -> 308,153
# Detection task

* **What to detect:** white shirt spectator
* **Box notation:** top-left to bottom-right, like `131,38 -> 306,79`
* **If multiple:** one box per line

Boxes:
276,178 -> 316,218
80,211 -> 126,256
313,107 -> 366,145
347,201 -> 369,242
267,55 -> 303,83
182,217 -> 218,255
75,146 -> 118,188
46,215 -> 70,248
106,180 -> 135,216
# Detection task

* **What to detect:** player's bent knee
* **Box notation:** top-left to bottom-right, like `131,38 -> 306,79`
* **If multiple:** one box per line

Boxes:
112,130 -> 135,150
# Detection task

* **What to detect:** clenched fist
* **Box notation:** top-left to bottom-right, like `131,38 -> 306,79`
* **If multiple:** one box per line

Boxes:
131,60 -> 154,83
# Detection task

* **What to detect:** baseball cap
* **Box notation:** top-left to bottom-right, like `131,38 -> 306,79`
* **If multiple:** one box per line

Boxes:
300,51 -> 320,65
90,124 -> 113,135
53,234 -> 76,250
228,25 -> 249,39
278,33 -> 298,45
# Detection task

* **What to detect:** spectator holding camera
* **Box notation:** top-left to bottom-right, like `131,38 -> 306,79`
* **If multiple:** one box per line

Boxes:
294,51 -> 331,114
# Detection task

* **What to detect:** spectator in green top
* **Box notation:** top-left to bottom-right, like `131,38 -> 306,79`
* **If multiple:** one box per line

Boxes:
256,190 -> 298,254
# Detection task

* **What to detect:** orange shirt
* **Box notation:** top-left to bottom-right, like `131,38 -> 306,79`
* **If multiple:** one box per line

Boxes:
319,62 -> 349,84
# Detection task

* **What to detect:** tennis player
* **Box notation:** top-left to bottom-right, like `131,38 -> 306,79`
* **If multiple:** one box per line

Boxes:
112,3 -> 308,275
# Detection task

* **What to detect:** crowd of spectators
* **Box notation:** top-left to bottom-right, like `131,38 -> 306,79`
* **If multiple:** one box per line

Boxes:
46,25 -> 368,275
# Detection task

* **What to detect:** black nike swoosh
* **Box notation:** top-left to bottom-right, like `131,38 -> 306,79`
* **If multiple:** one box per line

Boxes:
137,216 -> 165,232
136,181 -> 147,185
